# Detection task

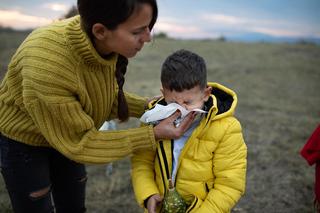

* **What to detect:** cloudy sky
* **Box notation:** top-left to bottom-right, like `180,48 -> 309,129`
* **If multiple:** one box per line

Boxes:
0,0 -> 319,39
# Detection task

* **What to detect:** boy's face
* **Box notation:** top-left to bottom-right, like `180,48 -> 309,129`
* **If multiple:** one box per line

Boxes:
161,85 -> 212,111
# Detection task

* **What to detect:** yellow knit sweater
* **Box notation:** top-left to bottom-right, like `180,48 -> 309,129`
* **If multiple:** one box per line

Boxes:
0,16 -> 156,164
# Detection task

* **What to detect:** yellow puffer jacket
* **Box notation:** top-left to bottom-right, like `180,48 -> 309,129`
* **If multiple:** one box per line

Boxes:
131,82 -> 247,213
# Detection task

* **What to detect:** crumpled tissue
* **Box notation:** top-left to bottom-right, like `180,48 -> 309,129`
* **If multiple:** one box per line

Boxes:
140,103 -> 206,127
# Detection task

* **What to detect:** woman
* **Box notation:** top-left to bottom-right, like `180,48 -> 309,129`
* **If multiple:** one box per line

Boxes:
0,0 -> 194,212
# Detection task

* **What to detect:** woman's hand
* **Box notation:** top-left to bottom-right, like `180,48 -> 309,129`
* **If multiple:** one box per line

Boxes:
153,111 -> 196,140
145,95 -> 162,109
147,194 -> 163,213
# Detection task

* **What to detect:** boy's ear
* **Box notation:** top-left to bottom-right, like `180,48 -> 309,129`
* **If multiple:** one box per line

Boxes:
203,86 -> 212,101
92,23 -> 109,40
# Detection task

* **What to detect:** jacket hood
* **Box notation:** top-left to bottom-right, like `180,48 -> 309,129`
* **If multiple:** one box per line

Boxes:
148,82 -> 238,122
206,82 -> 237,121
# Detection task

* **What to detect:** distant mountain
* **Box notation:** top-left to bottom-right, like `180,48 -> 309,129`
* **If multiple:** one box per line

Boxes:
226,32 -> 320,44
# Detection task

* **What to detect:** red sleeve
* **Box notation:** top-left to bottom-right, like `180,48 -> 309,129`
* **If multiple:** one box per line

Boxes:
301,125 -> 320,165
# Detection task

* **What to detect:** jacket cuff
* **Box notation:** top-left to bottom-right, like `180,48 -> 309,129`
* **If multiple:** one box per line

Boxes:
186,196 -> 203,213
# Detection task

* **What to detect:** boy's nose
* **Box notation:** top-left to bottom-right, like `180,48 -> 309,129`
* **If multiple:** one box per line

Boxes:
177,102 -> 188,110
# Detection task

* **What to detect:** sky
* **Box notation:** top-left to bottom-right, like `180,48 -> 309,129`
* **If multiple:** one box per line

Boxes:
0,0 -> 319,40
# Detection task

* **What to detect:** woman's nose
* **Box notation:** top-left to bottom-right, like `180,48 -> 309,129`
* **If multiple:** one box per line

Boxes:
141,28 -> 152,43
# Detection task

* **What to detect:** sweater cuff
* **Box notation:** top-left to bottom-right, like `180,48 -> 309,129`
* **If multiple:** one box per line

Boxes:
129,125 -> 156,152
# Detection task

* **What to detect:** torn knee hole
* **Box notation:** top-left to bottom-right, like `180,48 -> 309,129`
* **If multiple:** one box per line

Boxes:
78,176 -> 87,183
29,186 -> 51,200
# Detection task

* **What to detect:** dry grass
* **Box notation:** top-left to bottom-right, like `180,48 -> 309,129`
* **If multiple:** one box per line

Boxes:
0,32 -> 319,212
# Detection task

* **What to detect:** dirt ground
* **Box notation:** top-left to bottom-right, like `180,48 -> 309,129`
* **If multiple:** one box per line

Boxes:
0,32 -> 319,212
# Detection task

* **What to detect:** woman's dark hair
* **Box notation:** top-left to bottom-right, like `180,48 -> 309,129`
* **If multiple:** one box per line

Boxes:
77,0 -> 158,121
161,49 -> 207,92
115,55 -> 129,121
77,0 -> 158,34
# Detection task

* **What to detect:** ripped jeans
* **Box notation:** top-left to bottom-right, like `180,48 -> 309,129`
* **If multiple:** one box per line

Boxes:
0,134 -> 87,213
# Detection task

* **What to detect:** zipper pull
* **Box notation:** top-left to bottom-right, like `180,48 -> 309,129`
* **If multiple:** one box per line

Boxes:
168,178 -> 174,190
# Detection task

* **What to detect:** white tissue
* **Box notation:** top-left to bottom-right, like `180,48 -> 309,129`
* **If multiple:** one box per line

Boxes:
140,103 -> 206,126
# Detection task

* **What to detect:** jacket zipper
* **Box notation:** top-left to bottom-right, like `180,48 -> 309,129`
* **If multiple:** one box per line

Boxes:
156,144 -> 167,197
159,141 -> 170,180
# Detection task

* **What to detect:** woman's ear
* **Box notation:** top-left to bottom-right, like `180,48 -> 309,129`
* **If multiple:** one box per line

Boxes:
203,86 -> 212,101
92,23 -> 109,40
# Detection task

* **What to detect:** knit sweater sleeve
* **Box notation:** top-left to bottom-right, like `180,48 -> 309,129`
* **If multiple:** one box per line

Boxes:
125,91 -> 148,117
31,106 -> 156,164
24,78 -> 156,164
109,90 -> 147,119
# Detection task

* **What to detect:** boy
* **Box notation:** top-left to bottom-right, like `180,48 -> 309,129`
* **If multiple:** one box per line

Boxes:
131,49 -> 247,213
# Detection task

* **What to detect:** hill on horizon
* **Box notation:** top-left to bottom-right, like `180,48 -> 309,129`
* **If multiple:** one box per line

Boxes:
1,25 -> 319,45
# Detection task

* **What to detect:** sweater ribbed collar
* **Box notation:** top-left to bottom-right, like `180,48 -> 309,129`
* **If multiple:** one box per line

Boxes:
65,15 -> 118,67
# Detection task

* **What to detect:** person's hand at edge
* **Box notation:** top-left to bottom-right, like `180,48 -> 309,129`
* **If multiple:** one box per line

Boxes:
144,95 -> 163,109
153,111 -> 196,140
146,194 -> 163,213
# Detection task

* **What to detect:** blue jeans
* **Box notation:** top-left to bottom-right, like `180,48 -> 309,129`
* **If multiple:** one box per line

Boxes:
0,133 -> 87,213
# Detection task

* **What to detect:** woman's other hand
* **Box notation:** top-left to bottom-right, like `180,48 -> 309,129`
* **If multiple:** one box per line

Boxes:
145,95 -> 163,109
153,111 -> 196,140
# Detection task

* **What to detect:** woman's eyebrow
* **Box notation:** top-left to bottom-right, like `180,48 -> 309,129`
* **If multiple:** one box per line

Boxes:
132,25 -> 148,31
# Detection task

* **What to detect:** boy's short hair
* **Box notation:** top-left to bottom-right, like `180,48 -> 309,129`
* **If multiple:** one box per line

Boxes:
161,49 -> 207,92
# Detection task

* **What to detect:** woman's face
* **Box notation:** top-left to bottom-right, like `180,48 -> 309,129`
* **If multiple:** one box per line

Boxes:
93,4 -> 153,58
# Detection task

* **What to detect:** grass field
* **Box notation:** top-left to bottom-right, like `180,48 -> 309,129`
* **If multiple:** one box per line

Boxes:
0,29 -> 319,212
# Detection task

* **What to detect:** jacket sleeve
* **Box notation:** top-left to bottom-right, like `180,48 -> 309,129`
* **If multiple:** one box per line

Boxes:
131,149 -> 160,207
188,118 -> 247,213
